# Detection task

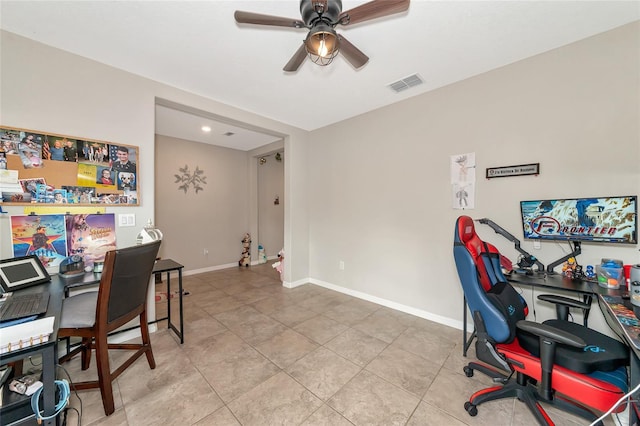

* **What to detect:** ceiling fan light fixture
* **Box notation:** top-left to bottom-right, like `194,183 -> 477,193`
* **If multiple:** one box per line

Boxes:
305,24 -> 339,66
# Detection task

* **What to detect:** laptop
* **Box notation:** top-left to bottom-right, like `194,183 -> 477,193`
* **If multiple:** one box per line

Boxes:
0,255 -> 51,323
0,291 -> 50,322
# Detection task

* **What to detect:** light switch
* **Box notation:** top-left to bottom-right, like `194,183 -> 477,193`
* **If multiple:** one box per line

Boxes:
118,214 -> 136,227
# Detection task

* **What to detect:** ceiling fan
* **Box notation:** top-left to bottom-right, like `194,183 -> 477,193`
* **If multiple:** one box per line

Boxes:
234,0 -> 410,72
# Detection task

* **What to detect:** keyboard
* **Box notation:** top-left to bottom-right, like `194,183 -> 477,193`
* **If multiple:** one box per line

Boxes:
0,292 -> 50,322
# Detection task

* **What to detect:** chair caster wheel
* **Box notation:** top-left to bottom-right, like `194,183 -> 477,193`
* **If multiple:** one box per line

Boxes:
463,366 -> 474,377
464,401 -> 478,416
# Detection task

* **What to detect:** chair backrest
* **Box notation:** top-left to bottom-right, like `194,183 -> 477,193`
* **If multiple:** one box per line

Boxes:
96,240 -> 162,330
454,215 -> 526,343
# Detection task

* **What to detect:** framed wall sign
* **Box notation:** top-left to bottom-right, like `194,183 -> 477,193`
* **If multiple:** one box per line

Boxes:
486,163 -> 540,179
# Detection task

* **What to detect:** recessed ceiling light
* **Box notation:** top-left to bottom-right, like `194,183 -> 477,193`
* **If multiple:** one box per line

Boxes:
201,126 -> 211,132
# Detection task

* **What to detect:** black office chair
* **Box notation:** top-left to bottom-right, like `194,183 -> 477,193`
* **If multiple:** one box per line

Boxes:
58,240 -> 161,416
454,215 -> 628,425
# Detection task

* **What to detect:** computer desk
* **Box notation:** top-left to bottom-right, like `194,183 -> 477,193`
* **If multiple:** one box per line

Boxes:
0,272 -> 100,425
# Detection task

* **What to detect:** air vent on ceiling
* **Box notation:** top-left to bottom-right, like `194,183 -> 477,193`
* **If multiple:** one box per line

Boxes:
388,74 -> 424,93
223,132 -> 235,136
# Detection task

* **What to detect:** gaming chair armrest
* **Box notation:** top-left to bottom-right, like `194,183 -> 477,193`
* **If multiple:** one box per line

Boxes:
516,320 -> 586,349
537,294 -> 591,322
517,320 -> 587,401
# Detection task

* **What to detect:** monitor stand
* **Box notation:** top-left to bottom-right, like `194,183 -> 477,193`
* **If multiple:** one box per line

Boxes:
477,218 -> 545,273
546,241 -> 581,274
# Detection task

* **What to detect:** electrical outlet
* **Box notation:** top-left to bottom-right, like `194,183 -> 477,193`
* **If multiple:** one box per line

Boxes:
339,261 -> 345,270
534,240 -> 541,250
203,248 -> 209,256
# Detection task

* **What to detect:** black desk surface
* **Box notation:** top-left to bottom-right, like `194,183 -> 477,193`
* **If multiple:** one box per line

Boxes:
507,271 -> 598,295
153,259 -> 184,273
1,275 -> 65,361
0,271 -> 101,360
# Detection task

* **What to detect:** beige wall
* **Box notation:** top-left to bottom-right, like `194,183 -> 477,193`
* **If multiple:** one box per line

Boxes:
0,30 -> 310,285
307,22 -> 640,332
155,135 -> 251,270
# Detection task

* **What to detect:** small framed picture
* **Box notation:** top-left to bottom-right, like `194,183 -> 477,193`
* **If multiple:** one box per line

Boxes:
0,255 -> 51,292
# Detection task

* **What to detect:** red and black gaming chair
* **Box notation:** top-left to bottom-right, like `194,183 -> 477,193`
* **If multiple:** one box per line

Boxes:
453,215 -> 629,425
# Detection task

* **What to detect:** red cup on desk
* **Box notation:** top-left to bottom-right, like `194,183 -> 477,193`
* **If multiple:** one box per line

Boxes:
624,264 -> 633,290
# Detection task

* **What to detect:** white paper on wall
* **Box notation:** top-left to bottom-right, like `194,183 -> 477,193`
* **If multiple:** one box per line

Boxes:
453,182 -> 475,209
450,153 -> 476,184
450,153 -> 476,209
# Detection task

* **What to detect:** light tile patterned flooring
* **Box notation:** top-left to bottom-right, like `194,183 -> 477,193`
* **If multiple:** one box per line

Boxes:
59,263 -> 609,425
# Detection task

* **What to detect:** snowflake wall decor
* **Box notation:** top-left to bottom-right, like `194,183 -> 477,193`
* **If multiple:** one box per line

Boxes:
174,165 -> 207,194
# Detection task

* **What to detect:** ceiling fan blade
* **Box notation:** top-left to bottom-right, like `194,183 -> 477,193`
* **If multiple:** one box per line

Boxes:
338,35 -> 369,69
339,0 -> 410,26
283,43 -> 308,72
234,11 -> 305,28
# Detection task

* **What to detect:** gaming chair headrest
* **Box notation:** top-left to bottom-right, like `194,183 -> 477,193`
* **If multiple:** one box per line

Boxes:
456,215 -> 477,245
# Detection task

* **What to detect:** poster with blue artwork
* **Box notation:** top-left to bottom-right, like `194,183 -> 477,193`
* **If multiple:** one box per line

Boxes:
11,214 -> 68,269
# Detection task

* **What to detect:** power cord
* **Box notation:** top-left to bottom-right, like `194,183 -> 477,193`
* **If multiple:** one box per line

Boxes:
27,355 -> 42,367
56,363 -> 83,426
30,379 -> 70,424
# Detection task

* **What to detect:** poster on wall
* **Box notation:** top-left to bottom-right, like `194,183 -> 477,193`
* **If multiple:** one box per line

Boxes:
11,214 -> 68,269
66,213 -> 117,268
450,153 -> 476,209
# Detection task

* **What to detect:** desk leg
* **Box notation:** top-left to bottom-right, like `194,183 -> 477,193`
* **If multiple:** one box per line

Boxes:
166,272 -> 171,331
178,268 -> 184,344
41,345 -> 56,425
151,268 -> 184,344
583,295 -> 593,327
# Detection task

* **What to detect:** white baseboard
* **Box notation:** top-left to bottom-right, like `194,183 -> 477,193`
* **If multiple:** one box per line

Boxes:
179,266 -> 466,331
307,278 -> 465,331
183,262 -> 238,276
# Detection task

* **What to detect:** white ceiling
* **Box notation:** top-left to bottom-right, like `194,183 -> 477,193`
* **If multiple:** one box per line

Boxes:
155,104 -> 283,150
1,1 -> 638,150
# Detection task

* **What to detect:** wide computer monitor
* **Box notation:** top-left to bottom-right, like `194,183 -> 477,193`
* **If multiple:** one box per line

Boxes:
520,195 -> 638,245
520,195 -> 637,273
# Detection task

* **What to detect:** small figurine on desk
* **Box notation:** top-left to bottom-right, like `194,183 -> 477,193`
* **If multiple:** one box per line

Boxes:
562,257 -> 578,279
573,264 -> 585,281
585,265 -> 596,280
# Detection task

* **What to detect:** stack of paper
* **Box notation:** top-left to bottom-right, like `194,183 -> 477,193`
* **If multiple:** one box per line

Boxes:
0,316 -> 54,354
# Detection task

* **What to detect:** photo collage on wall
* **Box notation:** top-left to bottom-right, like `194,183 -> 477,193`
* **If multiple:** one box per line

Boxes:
11,213 -> 117,270
0,126 -> 139,204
